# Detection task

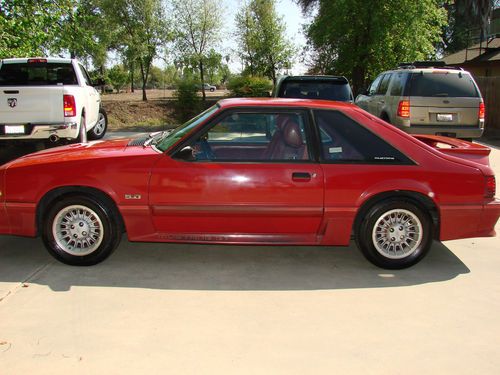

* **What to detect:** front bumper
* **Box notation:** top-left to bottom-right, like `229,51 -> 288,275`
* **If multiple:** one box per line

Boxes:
0,122 -> 79,141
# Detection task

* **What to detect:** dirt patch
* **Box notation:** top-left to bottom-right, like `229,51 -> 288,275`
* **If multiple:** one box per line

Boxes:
101,90 -> 225,132
102,100 -> 176,132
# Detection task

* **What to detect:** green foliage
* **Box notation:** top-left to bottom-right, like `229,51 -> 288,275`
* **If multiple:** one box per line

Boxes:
100,0 -> 171,100
171,0 -> 223,100
235,0 -> 294,84
174,78 -> 202,121
227,75 -> 273,97
107,65 -> 129,92
302,0 -> 447,94
0,0 -> 69,58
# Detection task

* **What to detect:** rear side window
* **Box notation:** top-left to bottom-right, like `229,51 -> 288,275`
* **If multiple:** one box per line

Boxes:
389,72 -> 407,96
0,62 -> 77,86
314,110 -> 413,164
408,72 -> 478,97
279,80 -> 352,101
376,74 -> 391,95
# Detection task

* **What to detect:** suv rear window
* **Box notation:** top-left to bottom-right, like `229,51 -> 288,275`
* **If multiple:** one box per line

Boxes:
279,80 -> 352,101
0,62 -> 77,86
408,72 -> 478,97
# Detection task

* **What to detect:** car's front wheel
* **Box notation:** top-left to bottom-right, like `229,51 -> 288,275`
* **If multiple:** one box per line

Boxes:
87,108 -> 108,140
41,195 -> 121,266
356,200 -> 433,269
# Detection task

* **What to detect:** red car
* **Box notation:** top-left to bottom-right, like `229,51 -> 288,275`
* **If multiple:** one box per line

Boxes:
1,98 -> 499,269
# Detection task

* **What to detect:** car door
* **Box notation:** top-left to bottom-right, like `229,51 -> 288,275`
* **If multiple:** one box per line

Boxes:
356,74 -> 383,112
148,109 -> 325,244
78,63 -> 99,126
367,73 -> 391,117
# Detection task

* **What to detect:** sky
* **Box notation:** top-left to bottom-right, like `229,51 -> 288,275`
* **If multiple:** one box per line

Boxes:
221,0 -> 310,74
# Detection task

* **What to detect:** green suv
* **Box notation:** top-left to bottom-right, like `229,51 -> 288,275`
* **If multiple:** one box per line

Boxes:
355,62 -> 485,139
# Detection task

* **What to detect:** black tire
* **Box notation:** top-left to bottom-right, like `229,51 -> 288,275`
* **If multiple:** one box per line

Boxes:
355,200 -> 433,269
41,195 -> 121,266
210,88 -> 215,92
88,108 -> 108,140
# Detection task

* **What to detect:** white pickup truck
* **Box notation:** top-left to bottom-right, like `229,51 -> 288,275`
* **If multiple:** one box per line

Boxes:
0,57 -> 107,144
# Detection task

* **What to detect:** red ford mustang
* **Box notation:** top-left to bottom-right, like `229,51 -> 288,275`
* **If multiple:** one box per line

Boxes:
1,98 -> 499,269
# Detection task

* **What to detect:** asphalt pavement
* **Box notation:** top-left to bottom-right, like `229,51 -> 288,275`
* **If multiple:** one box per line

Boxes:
0,134 -> 500,374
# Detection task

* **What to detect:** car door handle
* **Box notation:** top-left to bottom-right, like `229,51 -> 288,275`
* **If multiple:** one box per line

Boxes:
4,90 -> 19,94
378,100 -> 385,104
292,172 -> 311,182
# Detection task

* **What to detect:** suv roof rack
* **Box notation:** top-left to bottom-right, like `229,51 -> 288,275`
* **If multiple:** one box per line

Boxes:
397,61 -> 464,70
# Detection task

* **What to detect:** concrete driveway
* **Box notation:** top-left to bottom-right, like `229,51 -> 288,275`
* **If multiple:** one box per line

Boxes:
1,136 -> 500,374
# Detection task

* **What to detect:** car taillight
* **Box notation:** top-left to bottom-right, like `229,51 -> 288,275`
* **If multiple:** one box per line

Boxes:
63,95 -> 76,117
397,100 -> 410,118
479,102 -> 485,120
28,58 -> 47,63
485,176 -> 496,199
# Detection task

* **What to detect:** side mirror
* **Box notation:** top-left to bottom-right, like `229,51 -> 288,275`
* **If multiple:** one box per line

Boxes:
174,146 -> 195,161
92,78 -> 105,87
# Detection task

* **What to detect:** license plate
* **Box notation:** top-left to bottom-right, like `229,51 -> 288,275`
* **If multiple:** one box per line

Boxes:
5,125 -> 25,134
437,113 -> 453,122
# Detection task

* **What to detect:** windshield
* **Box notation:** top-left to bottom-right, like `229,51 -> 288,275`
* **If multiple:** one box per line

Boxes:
155,105 -> 219,152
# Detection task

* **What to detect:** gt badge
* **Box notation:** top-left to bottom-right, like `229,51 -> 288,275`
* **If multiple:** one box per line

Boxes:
7,98 -> 17,108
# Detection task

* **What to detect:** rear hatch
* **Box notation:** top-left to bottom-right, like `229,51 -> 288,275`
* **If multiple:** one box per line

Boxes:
407,71 -> 482,127
0,60 -> 76,127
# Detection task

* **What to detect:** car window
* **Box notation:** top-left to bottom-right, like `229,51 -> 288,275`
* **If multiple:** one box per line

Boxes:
79,64 -> 92,86
187,112 -> 310,162
314,110 -> 412,164
368,75 -> 383,95
389,72 -> 407,96
0,62 -> 77,86
279,80 -> 352,101
376,74 -> 391,95
408,72 -> 479,97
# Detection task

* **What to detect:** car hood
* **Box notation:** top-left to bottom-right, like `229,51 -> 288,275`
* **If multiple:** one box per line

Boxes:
4,137 -> 158,169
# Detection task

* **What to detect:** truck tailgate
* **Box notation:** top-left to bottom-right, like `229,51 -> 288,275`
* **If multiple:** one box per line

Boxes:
0,86 -> 64,124
413,134 -> 491,166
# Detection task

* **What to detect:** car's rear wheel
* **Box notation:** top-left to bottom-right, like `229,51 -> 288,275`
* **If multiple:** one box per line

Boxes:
356,200 -> 433,269
88,108 -> 108,140
41,195 -> 121,266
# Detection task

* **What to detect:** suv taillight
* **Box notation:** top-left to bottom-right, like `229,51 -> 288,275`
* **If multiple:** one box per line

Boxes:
63,95 -> 76,117
479,102 -> 485,120
485,176 -> 496,199
397,100 -> 410,118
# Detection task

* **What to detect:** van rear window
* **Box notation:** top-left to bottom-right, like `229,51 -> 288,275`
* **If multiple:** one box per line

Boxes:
0,63 -> 77,86
408,72 -> 478,97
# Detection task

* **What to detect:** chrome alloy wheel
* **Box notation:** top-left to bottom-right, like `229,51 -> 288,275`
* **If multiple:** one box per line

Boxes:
371,209 -> 423,259
52,205 -> 104,256
94,112 -> 106,136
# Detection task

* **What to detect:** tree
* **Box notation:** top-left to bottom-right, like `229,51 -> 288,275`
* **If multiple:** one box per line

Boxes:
171,0 -> 223,101
235,0 -> 294,84
298,0 -> 447,94
107,64 -> 129,92
0,0 -> 69,58
101,0 -> 170,101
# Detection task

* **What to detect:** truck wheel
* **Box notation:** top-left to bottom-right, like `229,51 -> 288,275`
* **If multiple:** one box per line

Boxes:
41,195 -> 121,266
88,108 -> 108,140
355,200 -> 433,269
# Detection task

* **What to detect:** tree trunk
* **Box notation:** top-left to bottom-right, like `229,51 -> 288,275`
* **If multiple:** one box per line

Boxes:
140,60 -> 148,101
130,62 -> 135,93
199,59 -> 206,101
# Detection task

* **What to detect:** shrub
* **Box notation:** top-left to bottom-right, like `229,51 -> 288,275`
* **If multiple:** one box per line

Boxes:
227,75 -> 272,97
173,78 -> 202,122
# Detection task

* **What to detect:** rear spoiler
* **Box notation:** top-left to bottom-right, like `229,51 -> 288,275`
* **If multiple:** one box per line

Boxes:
413,134 -> 491,166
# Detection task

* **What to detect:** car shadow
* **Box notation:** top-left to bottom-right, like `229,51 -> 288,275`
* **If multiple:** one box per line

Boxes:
0,235 -> 470,292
